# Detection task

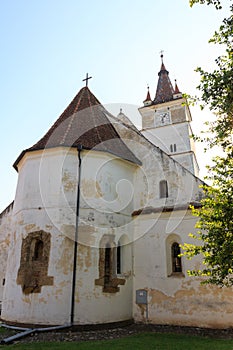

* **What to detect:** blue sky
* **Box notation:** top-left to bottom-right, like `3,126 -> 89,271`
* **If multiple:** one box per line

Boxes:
0,0 -> 231,211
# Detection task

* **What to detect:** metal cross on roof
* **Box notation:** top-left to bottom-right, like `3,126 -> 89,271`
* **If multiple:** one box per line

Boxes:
82,73 -> 92,87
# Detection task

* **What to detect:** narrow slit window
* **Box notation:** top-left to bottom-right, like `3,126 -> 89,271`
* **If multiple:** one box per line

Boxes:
170,144 -> 173,152
159,180 -> 168,198
172,242 -> 182,273
174,144 -> 177,152
33,240 -> 44,261
117,243 -> 121,274
104,246 -> 111,285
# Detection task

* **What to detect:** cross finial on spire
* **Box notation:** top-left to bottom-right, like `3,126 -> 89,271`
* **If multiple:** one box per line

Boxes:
82,73 -> 92,87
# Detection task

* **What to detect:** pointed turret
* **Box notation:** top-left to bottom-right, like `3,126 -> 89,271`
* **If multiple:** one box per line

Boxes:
154,54 -> 174,105
117,108 -> 138,131
143,86 -> 152,106
173,79 -> 183,99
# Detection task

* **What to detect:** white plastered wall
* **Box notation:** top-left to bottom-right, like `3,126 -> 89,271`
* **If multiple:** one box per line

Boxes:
2,147 -> 135,325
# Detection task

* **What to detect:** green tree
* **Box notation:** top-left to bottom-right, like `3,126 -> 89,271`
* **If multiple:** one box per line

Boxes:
189,0 -> 222,10
182,1 -> 233,286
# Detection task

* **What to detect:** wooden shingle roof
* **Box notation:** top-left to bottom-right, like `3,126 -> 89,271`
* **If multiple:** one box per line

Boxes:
154,59 -> 175,104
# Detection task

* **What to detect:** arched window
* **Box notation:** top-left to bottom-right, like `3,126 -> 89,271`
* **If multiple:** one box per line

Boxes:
95,235 -> 126,293
159,180 -> 168,198
33,239 -> 44,261
172,242 -> 182,273
17,231 -> 54,294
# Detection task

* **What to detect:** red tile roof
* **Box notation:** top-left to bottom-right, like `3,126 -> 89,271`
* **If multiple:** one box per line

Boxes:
13,87 -> 140,170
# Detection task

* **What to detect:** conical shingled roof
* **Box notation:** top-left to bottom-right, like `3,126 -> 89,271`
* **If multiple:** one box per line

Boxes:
143,86 -> 152,103
154,58 -> 174,105
174,79 -> 181,94
14,87 -> 140,169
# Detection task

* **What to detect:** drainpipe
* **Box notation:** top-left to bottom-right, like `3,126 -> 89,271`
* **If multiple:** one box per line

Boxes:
1,324 -> 71,345
70,144 -> 83,325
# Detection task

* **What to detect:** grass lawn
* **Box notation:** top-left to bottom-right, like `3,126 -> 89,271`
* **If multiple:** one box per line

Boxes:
1,333 -> 233,349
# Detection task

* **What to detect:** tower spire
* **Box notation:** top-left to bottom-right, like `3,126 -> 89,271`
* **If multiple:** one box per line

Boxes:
154,54 -> 174,104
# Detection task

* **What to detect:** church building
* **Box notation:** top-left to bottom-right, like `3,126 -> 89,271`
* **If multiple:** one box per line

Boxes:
1,56 -> 233,328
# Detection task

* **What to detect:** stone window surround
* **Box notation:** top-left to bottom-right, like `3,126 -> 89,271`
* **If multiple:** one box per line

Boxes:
95,234 -> 125,293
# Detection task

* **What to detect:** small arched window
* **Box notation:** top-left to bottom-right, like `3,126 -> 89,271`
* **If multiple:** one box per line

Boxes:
172,242 -> 182,273
159,180 -> 168,198
33,240 -> 44,261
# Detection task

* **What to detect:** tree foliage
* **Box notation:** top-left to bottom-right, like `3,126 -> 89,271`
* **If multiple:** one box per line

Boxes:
182,1 -> 233,286
189,0 -> 222,9
183,152 -> 233,286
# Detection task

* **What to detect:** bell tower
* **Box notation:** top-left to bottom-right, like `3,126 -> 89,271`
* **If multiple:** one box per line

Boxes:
139,55 -> 199,176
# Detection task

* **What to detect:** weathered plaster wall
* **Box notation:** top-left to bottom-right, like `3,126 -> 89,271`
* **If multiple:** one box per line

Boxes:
2,147 -> 135,325
0,202 -> 13,310
142,123 -> 192,156
109,116 -> 203,213
133,211 -> 233,328
3,113 -> 230,329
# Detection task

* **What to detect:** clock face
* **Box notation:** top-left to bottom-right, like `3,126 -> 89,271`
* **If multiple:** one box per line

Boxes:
159,112 -> 170,124
154,110 -> 171,127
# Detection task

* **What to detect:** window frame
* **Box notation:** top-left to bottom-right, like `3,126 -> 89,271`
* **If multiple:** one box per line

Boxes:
166,234 -> 184,278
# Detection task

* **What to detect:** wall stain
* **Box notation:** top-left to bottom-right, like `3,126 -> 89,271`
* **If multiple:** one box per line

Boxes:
56,238 -> 73,275
25,224 -> 37,233
149,281 -> 233,318
62,171 -> 76,192
78,244 -> 92,270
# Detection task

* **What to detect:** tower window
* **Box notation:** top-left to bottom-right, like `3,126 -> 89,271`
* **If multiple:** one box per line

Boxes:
170,144 -> 177,153
159,180 -> 168,198
172,242 -> 182,273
